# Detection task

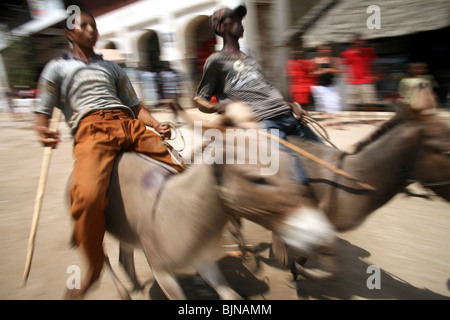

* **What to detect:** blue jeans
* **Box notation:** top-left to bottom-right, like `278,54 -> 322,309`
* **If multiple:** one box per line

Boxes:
261,112 -> 322,184
261,112 -> 322,142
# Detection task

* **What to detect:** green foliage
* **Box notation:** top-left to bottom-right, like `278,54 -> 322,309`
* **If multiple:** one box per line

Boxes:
2,35 -> 38,88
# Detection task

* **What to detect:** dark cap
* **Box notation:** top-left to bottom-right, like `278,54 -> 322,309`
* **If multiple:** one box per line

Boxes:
209,4 -> 247,36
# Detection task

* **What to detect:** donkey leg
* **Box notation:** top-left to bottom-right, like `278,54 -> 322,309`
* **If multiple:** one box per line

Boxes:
228,216 -> 250,256
118,242 -> 143,292
194,260 -> 242,300
152,268 -> 187,300
104,255 -> 132,300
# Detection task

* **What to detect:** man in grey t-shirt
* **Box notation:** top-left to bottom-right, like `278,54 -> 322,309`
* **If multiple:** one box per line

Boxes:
35,8 -> 183,298
195,5 -> 321,143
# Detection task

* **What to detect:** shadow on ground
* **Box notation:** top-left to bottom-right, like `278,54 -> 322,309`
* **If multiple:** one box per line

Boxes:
144,238 -> 449,300
292,238 -> 450,300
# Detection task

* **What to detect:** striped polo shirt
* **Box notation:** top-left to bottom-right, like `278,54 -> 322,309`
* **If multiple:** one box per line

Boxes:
36,51 -> 140,135
195,51 -> 291,121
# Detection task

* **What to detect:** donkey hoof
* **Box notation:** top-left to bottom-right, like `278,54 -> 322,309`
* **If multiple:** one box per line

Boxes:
63,288 -> 85,300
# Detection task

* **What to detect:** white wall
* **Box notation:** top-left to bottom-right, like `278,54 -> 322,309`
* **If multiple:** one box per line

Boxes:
94,0 -> 251,63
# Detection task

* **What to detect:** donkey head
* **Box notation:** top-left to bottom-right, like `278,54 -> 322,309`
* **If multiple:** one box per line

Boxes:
410,115 -> 450,201
397,94 -> 450,202
181,101 -> 339,278
212,126 -> 337,268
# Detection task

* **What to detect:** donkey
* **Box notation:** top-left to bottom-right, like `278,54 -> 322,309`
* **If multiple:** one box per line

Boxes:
282,103 -> 450,279
96,129 -> 338,299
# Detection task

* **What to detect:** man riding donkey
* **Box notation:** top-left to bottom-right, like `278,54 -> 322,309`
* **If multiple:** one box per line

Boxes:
34,7 -> 183,298
194,4 -> 326,260
194,4 -> 322,183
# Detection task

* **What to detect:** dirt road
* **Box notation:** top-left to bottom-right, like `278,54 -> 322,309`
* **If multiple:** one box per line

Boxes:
0,109 -> 449,300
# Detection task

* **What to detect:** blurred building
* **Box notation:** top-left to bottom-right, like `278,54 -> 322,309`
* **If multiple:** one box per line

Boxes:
0,0 -> 69,111
1,0 -> 449,111
83,0 -> 317,104
1,0 -> 318,110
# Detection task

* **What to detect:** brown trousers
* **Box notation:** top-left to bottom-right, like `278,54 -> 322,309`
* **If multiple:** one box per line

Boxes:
70,109 -> 183,280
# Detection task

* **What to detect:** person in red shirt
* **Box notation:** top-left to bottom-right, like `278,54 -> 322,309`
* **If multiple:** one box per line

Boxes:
340,35 -> 379,122
285,50 -> 317,107
310,44 -> 343,129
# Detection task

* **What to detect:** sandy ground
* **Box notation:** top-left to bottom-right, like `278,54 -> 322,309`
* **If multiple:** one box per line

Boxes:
0,108 -> 449,300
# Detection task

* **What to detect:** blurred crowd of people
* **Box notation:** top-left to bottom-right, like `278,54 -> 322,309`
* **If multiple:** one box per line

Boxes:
285,34 -> 441,128
124,61 -> 182,122
2,34 -> 445,124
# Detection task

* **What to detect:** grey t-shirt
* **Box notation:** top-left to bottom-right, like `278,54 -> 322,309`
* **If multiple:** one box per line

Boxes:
195,51 -> 291,121
36,51 -> 140,135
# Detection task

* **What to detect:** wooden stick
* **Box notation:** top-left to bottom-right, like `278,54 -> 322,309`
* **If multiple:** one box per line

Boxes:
22,108 -> 62,285
259,131 -> 376,191
188,99 -> 375,191
193,96 -> 215,109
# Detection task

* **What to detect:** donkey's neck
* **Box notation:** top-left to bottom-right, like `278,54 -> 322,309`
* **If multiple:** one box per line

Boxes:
299,122 -> 421,231
329,124 -> 421,230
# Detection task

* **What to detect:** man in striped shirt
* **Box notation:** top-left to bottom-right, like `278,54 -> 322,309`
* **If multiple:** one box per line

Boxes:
195,5 -> 321,144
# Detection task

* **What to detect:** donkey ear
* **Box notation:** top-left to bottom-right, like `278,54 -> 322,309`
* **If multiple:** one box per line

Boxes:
212,162 -> 224,186
217,114 -> 235,127
396,86 -> 438,120
410,85 -> 438,111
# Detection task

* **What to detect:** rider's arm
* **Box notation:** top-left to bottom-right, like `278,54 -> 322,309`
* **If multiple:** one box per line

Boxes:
132,104 -> 171,139
194,97 -> 226,114
286,101 -> 309,121
35,60 -> 62,148
35,112 -> 61,148
195,55 -> 228,114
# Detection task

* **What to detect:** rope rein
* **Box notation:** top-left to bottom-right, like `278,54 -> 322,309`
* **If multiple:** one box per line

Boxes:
161,121 -> 186,153
293,102 -> 339,150
408,180 -> 450,187
302,114 -> 339,149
